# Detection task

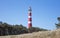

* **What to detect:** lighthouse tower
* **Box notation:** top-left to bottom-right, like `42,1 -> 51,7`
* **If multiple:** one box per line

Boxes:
28,6 -> 32,29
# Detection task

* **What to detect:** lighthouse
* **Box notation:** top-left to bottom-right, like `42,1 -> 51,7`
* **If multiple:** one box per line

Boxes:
28,6 -> 32,29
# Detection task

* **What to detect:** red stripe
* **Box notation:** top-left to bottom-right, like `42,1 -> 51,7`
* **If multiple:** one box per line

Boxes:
28,23 -> 32,28
28,13 -> 32,16
28,18 -> 32,21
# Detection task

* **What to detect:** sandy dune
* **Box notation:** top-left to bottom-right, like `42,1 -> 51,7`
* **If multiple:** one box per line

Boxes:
0,29 -> 60,38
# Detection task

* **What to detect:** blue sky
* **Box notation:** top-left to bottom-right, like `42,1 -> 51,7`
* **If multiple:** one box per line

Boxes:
0,0 -> 60,30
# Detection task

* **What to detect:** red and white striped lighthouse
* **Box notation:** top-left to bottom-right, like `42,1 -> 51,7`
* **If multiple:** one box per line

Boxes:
28,6 -> 32,28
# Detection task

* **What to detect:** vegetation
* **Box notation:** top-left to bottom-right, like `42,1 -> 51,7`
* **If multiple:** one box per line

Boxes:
0,21 -> 47,36
55,17 -> 60,29
56,24 -> 60,29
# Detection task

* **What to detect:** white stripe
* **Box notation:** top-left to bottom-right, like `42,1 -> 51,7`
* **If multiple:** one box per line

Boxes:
28,21 -> 32,23
28,16 -> 31,18
28,11 -> 31,13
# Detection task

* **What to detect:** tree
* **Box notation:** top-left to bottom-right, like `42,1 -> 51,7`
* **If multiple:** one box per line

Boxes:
56,17 -> 60,29
0,22 -> 48,36
28,27 -> 47,33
